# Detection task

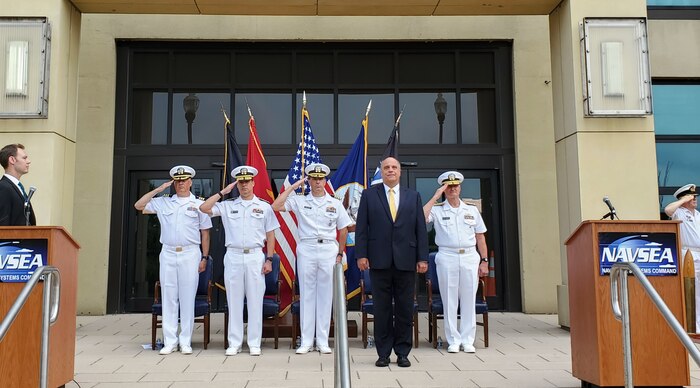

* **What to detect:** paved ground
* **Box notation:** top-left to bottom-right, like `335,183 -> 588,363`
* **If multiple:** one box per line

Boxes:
66,312 -> 700,388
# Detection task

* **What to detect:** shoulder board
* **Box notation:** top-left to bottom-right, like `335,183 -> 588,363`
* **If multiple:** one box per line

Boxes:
224,196 -> 239,201
197,196 -> 206,201
257,197 -> 271,205
435,201 -> 445,206
159,193 -> 172,198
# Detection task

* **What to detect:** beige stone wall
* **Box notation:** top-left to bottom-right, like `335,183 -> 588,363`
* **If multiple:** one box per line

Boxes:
0,0 -> 81,229
551,0 -> 658,327
75,14 -> 561,314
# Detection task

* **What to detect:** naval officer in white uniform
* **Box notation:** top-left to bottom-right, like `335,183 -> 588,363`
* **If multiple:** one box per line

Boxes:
423,171 -> 488,353
665,183 -> 700,330
272,163 -> 352,354
200,166 -> 280,356
134,165 -> 212,355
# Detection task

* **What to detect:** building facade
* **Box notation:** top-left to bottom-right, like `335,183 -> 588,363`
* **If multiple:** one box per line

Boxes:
2,0 -> 694,326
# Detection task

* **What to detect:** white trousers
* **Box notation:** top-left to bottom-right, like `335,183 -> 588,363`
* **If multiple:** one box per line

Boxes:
224,250 -> 266,349
682,248 -> 700,331
159,245 -> 200,348
297,240 -> 337,348
435,248 -> 480,348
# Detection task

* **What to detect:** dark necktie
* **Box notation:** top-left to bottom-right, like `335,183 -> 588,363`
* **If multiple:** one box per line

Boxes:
17,181 -> 27,199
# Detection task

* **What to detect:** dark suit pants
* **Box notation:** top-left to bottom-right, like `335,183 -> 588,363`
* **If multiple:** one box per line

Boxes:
370,267 -> 415,358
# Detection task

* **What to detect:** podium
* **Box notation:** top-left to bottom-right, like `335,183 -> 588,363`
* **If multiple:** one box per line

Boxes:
0,227 -> 80,388
566,220 -> 689,387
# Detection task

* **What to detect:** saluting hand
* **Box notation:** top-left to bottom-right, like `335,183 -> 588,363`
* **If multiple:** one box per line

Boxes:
292,177 -> 307,190
155,180 -> 174,193
433,184 -> 448,200
682,194 -> 696,203
220,182 -> 237,196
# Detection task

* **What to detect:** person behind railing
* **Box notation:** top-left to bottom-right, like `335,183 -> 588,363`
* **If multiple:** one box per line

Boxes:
664,183 -> 700,331
200,165 -> 280,357
272,163 -> 351,355
0,143 -> 36,226
134,165 -> 212,355
423,171 -> 489,354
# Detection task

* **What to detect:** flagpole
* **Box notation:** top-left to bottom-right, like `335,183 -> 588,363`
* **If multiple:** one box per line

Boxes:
221,104 -> 230,191
300,91 -> 308,194
363,100 -> 372,188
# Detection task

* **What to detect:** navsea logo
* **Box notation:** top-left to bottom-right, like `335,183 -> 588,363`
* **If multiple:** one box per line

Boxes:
0,239 -> 48,283
598,233 -> 678,276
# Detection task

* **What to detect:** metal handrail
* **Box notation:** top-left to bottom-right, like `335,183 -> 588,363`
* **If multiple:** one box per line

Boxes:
610,262 -> 700,388
333,263 -> 351,388
0,266 -> 61,388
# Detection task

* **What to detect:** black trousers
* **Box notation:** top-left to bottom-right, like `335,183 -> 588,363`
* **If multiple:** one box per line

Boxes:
369,266 -> 415,358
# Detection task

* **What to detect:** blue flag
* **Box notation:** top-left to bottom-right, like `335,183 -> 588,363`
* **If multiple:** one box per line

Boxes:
330,114 -> 368,299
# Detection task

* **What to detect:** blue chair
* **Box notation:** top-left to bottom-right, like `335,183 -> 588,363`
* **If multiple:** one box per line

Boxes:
360,270 -> 420,348
426,251 -> 489,348
223,254 -> 281,349
152,257 -> 213,350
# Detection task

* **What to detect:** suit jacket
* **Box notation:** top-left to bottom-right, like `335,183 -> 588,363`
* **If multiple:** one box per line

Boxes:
355,183 -> 428,271
0,175 -> 36,226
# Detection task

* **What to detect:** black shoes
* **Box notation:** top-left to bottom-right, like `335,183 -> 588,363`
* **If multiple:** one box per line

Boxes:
375,357 -> 390,367
397,355 -> 411,368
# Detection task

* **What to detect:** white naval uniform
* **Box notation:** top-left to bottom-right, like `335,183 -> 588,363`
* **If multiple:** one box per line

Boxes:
284,193 -> 352,348
145,193 -> 212,349
428,201 -> 487,349
672,206 -> 700,330
212,196 -> 280,350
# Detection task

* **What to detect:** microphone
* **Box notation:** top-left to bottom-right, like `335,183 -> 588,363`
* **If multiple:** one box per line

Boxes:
603,196 -> 616,219
25,186 -> 36,206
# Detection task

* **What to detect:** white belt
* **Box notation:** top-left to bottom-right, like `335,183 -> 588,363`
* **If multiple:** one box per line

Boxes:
227,247 -> 262,254
163,244 -> 198,252
438,246 -> 476,254
300,238 -> 336,244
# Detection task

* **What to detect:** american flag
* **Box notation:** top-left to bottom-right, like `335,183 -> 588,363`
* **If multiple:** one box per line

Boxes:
275,106 -> 334,313
285,107 -> 325,195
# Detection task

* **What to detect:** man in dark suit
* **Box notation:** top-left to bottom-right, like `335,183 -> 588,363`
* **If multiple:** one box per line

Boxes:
0,143 -> 36,226
356,156 -> 428,368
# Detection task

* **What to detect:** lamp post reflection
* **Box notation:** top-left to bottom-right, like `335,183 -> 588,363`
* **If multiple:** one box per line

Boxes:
434,92 -> 447,144
183,93 -> 200,144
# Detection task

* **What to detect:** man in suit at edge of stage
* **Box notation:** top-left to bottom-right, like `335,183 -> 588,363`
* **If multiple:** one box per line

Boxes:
0,143 -> 36,226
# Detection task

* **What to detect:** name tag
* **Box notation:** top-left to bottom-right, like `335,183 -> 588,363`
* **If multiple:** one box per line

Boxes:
231,210 -> 239,214
304,206 -> 313,209
442,217 -> 451,221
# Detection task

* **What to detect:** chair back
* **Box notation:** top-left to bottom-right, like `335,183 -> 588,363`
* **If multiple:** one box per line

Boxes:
361,269 -> 372,295
265,254 -> 280,296
427,252 -> 440,294
197,257 -> 213,296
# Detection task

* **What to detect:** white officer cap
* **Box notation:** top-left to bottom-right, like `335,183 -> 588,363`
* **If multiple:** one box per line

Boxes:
674,183 -> 698,199
305,163 -> 330,178
231,165 -> 258,181
170,165 -> 196,180
438,171 -> 464,186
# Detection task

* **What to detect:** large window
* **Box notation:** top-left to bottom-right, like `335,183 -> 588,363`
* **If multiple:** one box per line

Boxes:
654,82 -> 700,215
125,42 -> 505,147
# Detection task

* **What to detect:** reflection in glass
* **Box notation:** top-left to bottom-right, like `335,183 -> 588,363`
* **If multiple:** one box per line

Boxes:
399,93 -> 456,144
295,93 -> 334,144
235,93 -> 292,145
172,93 -> 230,144
461,90 -> 496,144
656,143 -> 700,187
653,85 -> 700,135
339,94 -> 394,144
131,91 -> 168,144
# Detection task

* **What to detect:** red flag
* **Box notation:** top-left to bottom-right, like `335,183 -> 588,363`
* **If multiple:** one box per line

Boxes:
246,115 -> 295,312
